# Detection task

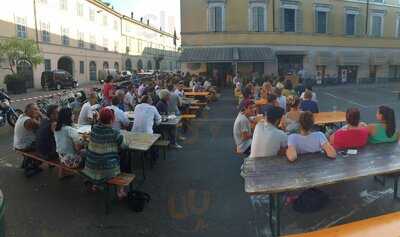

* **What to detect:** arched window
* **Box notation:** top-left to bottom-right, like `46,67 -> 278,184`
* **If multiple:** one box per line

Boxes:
103,61 -> 109,69
125,59 -> 132,71
114,62 -> 119,71
137,59 -> 143,70
147,60 -> 153,70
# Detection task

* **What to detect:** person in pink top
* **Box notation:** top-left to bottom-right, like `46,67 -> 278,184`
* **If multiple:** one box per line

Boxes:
330,108 -> 369,150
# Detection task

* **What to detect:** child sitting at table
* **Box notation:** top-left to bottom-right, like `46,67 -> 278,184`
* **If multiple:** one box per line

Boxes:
286,112 -> 337,162
330,108 -> 369,150
367,106 -> 399,144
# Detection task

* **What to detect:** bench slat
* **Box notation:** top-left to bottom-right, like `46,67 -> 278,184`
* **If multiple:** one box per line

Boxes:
286,211 -> 400,237
107,173 -> 135,186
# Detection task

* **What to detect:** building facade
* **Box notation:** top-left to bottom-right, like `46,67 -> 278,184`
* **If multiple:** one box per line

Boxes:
0,0 -> 180,89
180,0 -> 400,83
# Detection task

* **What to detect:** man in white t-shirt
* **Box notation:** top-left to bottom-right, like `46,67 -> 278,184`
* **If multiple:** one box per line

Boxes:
250,106 -> 287,158
107,96 -> 130,130
131,95 -> 161,134
78,92 -> 99,125
233,100 -> 255,155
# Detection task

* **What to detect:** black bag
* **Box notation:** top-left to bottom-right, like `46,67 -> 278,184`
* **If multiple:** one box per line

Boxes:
127,191 -> 151,212
293,188 -> 330,213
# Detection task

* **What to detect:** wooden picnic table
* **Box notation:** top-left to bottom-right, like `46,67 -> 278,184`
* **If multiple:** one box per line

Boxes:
183,87 -> 193,92
314,111 -> 346,125
184,92 -> 210,97
242,142 -> 400,236
120,130 -> 160,151
124,112 -> 182,127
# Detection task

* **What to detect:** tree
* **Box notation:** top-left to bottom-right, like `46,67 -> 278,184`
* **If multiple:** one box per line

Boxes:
0,37 -> 43,74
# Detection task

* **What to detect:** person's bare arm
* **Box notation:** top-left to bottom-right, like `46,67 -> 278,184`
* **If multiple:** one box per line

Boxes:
286,145 -> 297,162
322,142 -> 337,159
367,124 -> 376,136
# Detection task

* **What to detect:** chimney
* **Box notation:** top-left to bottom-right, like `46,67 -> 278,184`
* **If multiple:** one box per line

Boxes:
131,12 -> 133,19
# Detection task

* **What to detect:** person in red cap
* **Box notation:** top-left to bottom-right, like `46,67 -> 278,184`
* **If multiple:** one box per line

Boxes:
83,107 -> 127,198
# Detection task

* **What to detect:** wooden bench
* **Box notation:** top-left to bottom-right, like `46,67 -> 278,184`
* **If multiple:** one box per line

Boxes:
181,114 -> 197,120
16,150 -> 136,214
286,211 -> 400,237
192,102 -> 207,107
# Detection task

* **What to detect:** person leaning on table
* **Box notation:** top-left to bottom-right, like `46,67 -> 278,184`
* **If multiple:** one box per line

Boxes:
367,106 -> 399,144
286,112 -> 337,162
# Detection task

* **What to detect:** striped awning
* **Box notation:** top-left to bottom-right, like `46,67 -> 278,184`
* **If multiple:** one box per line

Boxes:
180,47 -> 274,63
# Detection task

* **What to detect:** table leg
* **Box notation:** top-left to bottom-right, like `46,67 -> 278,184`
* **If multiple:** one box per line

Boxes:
269,193 -> 281,237
394,175 -> 399,200
141,152 -> 146,180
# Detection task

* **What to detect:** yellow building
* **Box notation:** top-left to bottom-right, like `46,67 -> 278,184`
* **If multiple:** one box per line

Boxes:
0,0 -> 180,89
180,0 -> 400,84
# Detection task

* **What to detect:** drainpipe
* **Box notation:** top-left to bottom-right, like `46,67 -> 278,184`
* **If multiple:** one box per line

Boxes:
272,0 -> 275,32
365,0 -> 369,36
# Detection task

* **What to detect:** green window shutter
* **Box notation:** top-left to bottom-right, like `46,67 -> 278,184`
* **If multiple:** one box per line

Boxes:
252,7 -> 258,31
356,14 -> 364,36
209,7 -> 216,32
296,8 -> 303,33
327,11 -> 334,34
279,8 -> 285,32
314,10 -> 318,33
258,7 -> 265,31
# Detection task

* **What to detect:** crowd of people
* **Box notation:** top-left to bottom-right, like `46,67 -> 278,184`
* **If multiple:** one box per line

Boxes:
13,72 -> 218,198
233,77 -> 398,161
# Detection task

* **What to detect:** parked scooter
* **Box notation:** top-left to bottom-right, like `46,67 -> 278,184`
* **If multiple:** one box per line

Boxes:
0,89 -> 23,127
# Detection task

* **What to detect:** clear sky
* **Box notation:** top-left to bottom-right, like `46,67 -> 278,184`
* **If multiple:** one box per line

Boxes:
107,0 -> 181,34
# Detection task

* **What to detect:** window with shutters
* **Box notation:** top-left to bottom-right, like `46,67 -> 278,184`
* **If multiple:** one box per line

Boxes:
16,17 -> 27,39
284,8 -> 295,32
79,61 -> 84,74
396,17 -> 400,38
61,27 -> 69,46
208,2 -> 225,32
316,11 -> 327,33
89,8 -> 95,22
345,13 -> 356,35
250,4 -> 266,32
77,31 -> 84,48
41,22 -> 50,42
44,59 -> 51,71
371,15 -> 383,37
89,35 -> 96,50
76,3 -> 84,17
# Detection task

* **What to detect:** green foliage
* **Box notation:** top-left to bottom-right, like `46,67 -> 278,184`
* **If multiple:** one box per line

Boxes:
0,37 -> 43,73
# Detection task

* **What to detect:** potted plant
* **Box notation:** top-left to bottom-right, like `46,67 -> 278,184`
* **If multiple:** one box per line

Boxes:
0,38 -> 43,94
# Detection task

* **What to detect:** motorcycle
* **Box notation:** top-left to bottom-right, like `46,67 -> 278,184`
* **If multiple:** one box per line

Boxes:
0,90 -> 23,127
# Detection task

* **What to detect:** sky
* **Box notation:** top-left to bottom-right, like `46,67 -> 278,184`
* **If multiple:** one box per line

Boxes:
107,0 -> 181,34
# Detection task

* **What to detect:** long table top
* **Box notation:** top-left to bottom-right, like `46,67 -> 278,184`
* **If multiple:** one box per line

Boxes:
120,130 -> 160,151
242,143 -> 400,195
314,111 -> 346,125
184,92 -> 210,97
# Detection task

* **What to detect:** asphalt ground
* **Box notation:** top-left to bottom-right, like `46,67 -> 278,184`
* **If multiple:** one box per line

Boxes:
1,82 -> 400,237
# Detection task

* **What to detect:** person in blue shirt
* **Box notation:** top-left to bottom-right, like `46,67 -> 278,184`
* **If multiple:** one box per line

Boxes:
300,90 -> 319,113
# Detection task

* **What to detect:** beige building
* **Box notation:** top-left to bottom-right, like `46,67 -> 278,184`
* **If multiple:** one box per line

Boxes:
181,0 -> 400,84
0,0 -> 180,89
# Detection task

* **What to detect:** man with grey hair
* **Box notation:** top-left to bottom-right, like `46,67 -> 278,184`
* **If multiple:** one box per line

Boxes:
156,89 -> 182,149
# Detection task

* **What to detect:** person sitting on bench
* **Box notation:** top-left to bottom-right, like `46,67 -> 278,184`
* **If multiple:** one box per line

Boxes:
36,104 -> 59,161
330,108 -> 369,150
368,106 -> 399,144
14,103 -> 43,177
54,108 -> 84,169
286,112 -> 337,162
83,107 -> 127,199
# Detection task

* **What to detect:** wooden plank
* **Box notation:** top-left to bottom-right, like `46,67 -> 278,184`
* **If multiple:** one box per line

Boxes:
107,173 -> 135,186
242,143 -> 400,195
184,92 -> 210,97
314,111 -> 346,125
120,131 -> 161,151
286,211 -> 400,237
181,114 -> 196,119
